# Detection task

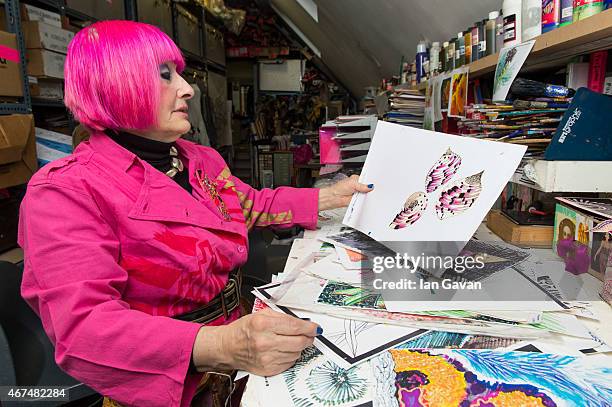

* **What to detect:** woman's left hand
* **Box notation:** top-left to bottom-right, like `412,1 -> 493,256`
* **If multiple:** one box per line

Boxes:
318,175 -> 373,211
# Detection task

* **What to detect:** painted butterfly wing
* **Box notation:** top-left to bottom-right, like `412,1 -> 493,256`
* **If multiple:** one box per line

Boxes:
425,148 -> 462,193
436,171 -> 484,220
390,192 -> 428,229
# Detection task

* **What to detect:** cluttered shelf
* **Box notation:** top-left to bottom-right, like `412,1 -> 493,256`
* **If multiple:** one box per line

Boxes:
413,8 -> 612,90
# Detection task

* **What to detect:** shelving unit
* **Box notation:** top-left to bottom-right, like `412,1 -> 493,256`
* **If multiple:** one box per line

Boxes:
512,160 -> 612,193
0,0 -> 31,115
414,9 -> 612,89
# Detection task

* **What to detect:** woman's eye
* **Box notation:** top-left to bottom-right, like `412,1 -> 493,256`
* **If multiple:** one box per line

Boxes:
160,64 -> 171,81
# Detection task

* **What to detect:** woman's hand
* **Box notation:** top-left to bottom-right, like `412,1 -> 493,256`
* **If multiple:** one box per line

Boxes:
318,174 -> 373,211
192,308 -> 320,376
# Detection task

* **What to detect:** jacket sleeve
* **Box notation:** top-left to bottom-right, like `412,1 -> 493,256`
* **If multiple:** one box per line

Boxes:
215,165 -> 319,231
18,180 -> 202,407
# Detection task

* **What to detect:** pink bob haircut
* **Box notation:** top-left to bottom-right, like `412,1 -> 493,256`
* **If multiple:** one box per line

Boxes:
64,20 -> 185,131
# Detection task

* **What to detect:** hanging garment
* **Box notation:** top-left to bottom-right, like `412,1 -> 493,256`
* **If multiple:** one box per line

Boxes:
184,84 -> 211,147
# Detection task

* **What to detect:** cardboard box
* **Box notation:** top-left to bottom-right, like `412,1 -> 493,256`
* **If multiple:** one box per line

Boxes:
22,4 -> 62,28
0,114 -> 37,188
0,4 -> 62,31
0,31 -> 24,97
23,21 -> 74,54
27,49 -> 65,79
29,77 -> 64,99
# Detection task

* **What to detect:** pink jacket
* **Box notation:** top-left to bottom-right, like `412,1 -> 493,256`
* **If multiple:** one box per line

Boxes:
17,131 -> 319,406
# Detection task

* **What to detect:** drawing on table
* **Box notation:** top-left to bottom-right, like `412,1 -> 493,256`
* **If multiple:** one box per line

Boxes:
436,171 -> 484,220
283,346 -> 372,407
317,281 -> 384,309
393,330 -> 520,350
389,192 -> 428,229
324,319 -> 376,358
425,148 -> 462,193
374,349 -> 612,407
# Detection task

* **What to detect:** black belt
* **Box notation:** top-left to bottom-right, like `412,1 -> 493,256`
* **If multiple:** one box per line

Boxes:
173,269 -> 242,324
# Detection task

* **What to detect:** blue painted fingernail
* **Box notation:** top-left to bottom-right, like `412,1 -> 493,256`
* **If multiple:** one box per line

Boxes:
316,326 -> 323,335
367,184 -> 374,189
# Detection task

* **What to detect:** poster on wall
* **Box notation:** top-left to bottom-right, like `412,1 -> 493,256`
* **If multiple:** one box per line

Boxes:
448,68 -> 469,118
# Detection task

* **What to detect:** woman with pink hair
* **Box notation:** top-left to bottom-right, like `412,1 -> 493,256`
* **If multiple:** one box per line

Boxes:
18,20 -> 372,407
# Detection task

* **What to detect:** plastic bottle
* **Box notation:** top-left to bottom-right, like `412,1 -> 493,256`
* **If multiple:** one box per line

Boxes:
503,0 -> 522,47
486,11 -> 499,55
464,29 -> 472,64
415,41 -> 428,83
448,38 -> 456,71
441,41 -> 448,72
560,0 -> 574,26
542,0 -> 561,32
522,0 -> 542,41
430,42 -> 441,76
495,11 -> 505,51
456,31 -> 465,67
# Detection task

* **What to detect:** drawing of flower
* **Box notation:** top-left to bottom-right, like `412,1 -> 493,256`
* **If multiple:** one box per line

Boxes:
390,192 -> 428,229
425,148 -> 462,193
436,171 -> 484,220
307,361 -> 368,405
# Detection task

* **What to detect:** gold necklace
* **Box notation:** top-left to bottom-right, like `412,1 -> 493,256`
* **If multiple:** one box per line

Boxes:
165,146 -> 184,178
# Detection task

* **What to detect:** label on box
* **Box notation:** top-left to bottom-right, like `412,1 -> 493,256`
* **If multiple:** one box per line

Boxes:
23,4 -> 62,28
28,76 -> 38,84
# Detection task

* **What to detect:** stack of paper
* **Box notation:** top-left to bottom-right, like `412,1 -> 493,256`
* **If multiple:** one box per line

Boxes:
383,88 -> 425,128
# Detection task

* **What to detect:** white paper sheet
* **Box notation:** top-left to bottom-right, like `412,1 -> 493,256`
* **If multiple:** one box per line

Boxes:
344,121 -> 526,248
493,40 -> 536,102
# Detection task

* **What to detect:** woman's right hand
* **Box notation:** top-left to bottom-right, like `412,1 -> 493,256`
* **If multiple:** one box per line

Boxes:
192,308 -> 320,376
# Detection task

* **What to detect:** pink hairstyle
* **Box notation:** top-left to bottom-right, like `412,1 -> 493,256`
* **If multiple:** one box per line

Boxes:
64,20 -> 185,131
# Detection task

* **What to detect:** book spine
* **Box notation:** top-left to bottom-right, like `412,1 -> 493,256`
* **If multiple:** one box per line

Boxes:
588,50 -> 608,93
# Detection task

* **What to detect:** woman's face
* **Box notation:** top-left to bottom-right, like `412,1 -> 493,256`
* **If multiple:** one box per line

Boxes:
562,226 -> 572,240
134,61 -> 194,142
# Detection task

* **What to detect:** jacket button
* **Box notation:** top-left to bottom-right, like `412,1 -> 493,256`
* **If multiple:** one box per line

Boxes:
238,246 -> 245,253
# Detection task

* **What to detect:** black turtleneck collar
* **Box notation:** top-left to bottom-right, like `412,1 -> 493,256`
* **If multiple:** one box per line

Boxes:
105,130 -> 192,193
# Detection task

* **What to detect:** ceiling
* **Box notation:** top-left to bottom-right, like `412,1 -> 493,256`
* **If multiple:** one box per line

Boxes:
270,0 -> 503,98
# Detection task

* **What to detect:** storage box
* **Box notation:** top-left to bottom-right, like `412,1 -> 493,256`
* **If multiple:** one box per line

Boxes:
0,4 -> 63,31
0,31 -> 24,97
176,6 -> 201,56
0,114 -> 37,189
137,0 -> 173,38
22,4 -> 62,28
487,210 -> 553,248
27,49 -> 65,79
23,21 -> 74,54
29,77 -> 63,99
65,0 -> 125,21
205,23 -> 225,66
36,127 -> 72,167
